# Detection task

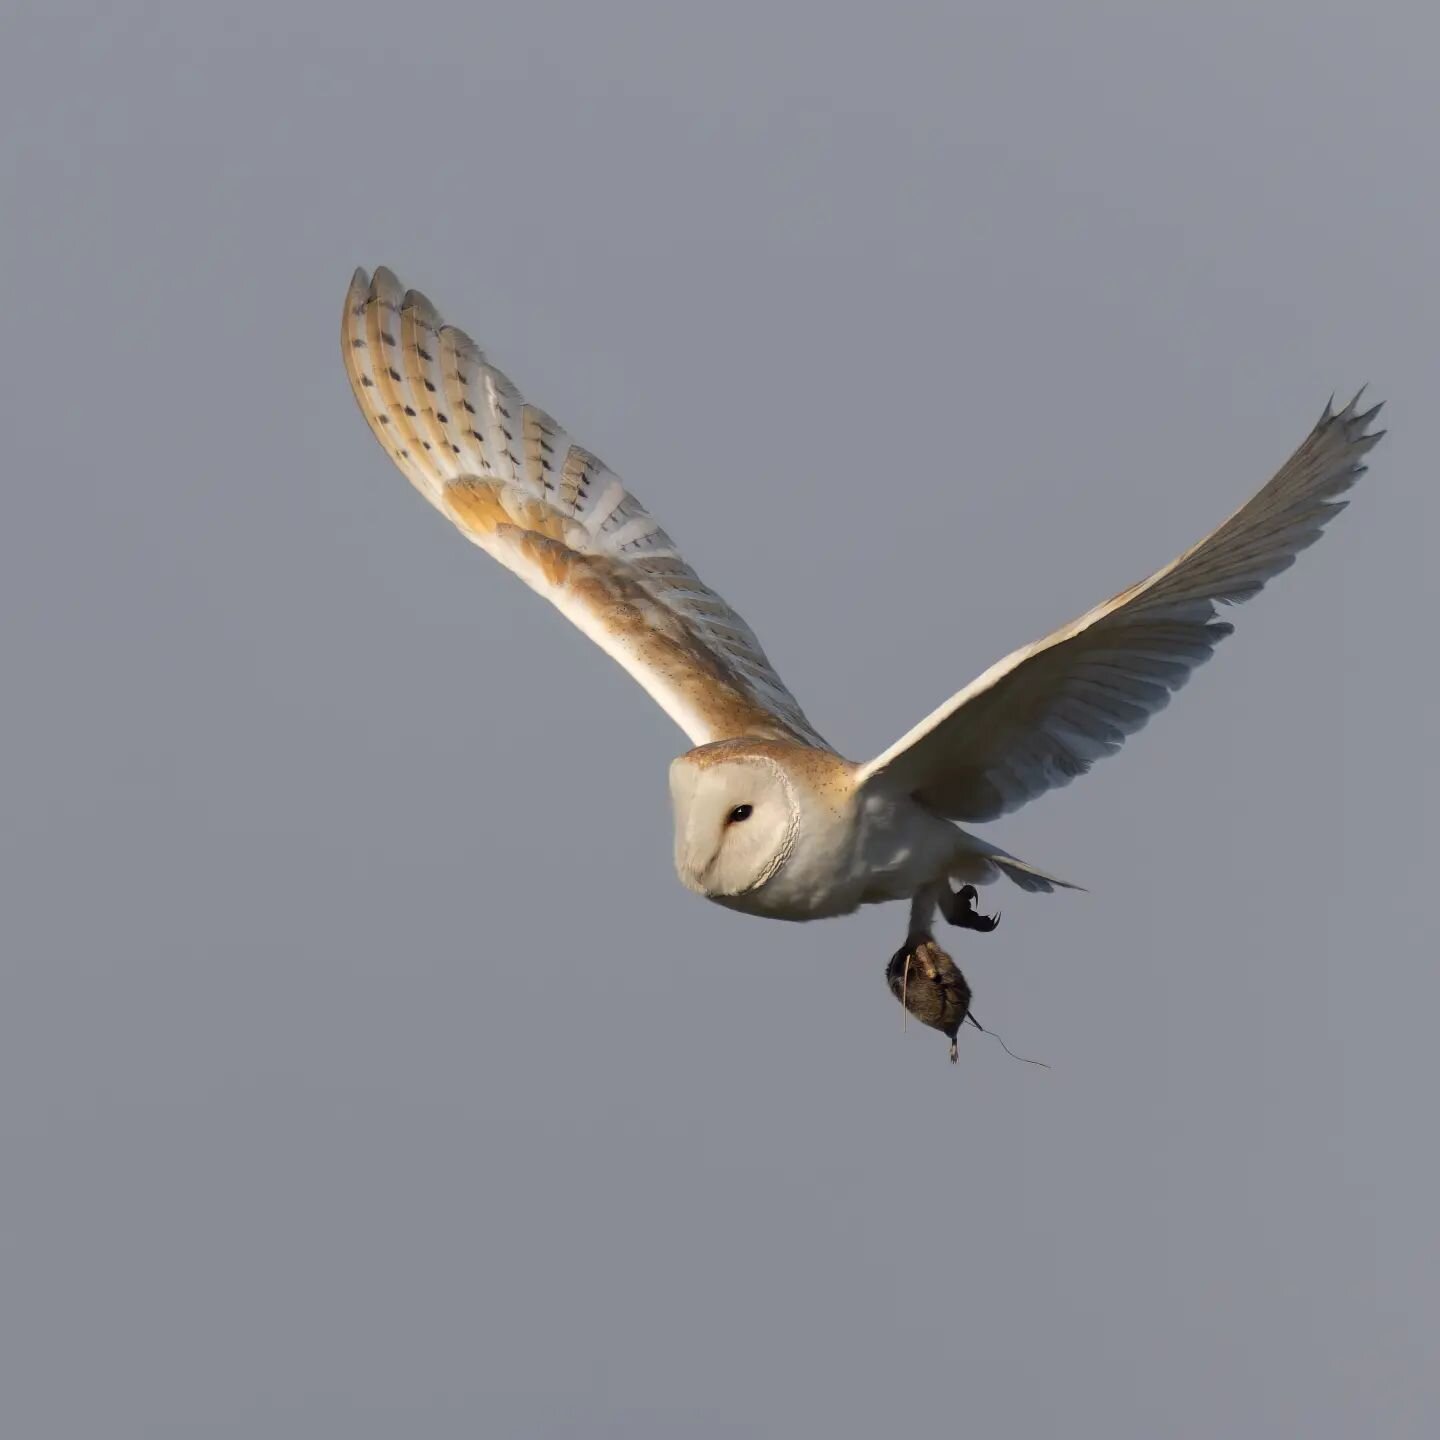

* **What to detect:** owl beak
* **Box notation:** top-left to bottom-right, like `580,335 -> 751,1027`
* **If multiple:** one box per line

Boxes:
673,817 -> 712,895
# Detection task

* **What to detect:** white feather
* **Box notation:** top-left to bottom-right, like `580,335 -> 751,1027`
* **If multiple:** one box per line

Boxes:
856,392 -> 1384,821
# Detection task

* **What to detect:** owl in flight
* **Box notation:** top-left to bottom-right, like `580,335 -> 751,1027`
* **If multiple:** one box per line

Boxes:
342,267 -> 1382,973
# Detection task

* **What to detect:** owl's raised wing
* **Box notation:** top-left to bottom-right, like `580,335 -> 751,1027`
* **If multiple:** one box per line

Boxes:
342,268 -> 824,749
855,392 -> 1384,821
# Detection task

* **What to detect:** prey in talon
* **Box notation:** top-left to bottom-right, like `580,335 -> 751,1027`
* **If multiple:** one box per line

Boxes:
886,938 -> 975,1063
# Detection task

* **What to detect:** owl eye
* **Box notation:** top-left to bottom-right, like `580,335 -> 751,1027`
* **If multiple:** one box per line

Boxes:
726,804 -> 753,824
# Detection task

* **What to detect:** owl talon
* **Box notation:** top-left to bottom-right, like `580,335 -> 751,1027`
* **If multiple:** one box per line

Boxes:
943,883 -> 1001,933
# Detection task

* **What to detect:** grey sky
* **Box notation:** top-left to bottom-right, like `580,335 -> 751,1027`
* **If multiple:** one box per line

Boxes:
2,2 -> 1436,1435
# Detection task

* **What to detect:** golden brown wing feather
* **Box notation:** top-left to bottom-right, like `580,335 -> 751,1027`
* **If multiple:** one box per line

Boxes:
342,267 -> 825,749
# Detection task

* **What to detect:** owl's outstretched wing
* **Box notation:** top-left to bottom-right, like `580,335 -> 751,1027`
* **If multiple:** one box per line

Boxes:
855,392 -> 1384,821
342,268 -> 824,749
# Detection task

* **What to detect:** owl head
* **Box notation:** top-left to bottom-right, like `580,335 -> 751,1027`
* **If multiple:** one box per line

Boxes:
668,750 -> 799,900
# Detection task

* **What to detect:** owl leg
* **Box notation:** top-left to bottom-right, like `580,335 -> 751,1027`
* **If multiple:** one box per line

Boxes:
941,883 -> 1001,933
906,887 -> 940,944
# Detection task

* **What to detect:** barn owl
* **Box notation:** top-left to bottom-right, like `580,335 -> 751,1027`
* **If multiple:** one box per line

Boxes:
341,267 -> 1383,969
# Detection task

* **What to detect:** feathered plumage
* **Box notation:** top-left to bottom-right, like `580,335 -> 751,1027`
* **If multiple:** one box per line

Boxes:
341,265 -> 1383,1047
854,391 -> 1383,820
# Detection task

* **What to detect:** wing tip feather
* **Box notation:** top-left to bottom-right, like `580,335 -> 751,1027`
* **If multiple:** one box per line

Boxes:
370,265 -> 403,298
402,286 -> 441,326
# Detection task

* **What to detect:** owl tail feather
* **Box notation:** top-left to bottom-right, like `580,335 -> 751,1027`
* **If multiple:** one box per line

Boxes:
954,836 -> 1084,895
990,854 -> 1084,894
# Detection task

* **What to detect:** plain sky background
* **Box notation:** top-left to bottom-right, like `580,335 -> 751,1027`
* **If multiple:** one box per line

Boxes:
2,2 -> 1437,1435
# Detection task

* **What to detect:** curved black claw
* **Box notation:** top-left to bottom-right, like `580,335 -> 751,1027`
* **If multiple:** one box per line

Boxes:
945,883 -> 1001,933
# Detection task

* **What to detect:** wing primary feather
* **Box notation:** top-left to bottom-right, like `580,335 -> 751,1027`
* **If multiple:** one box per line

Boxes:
363,268 -> 443,501
437,323 -> 493,477
400,289 -> 463,481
